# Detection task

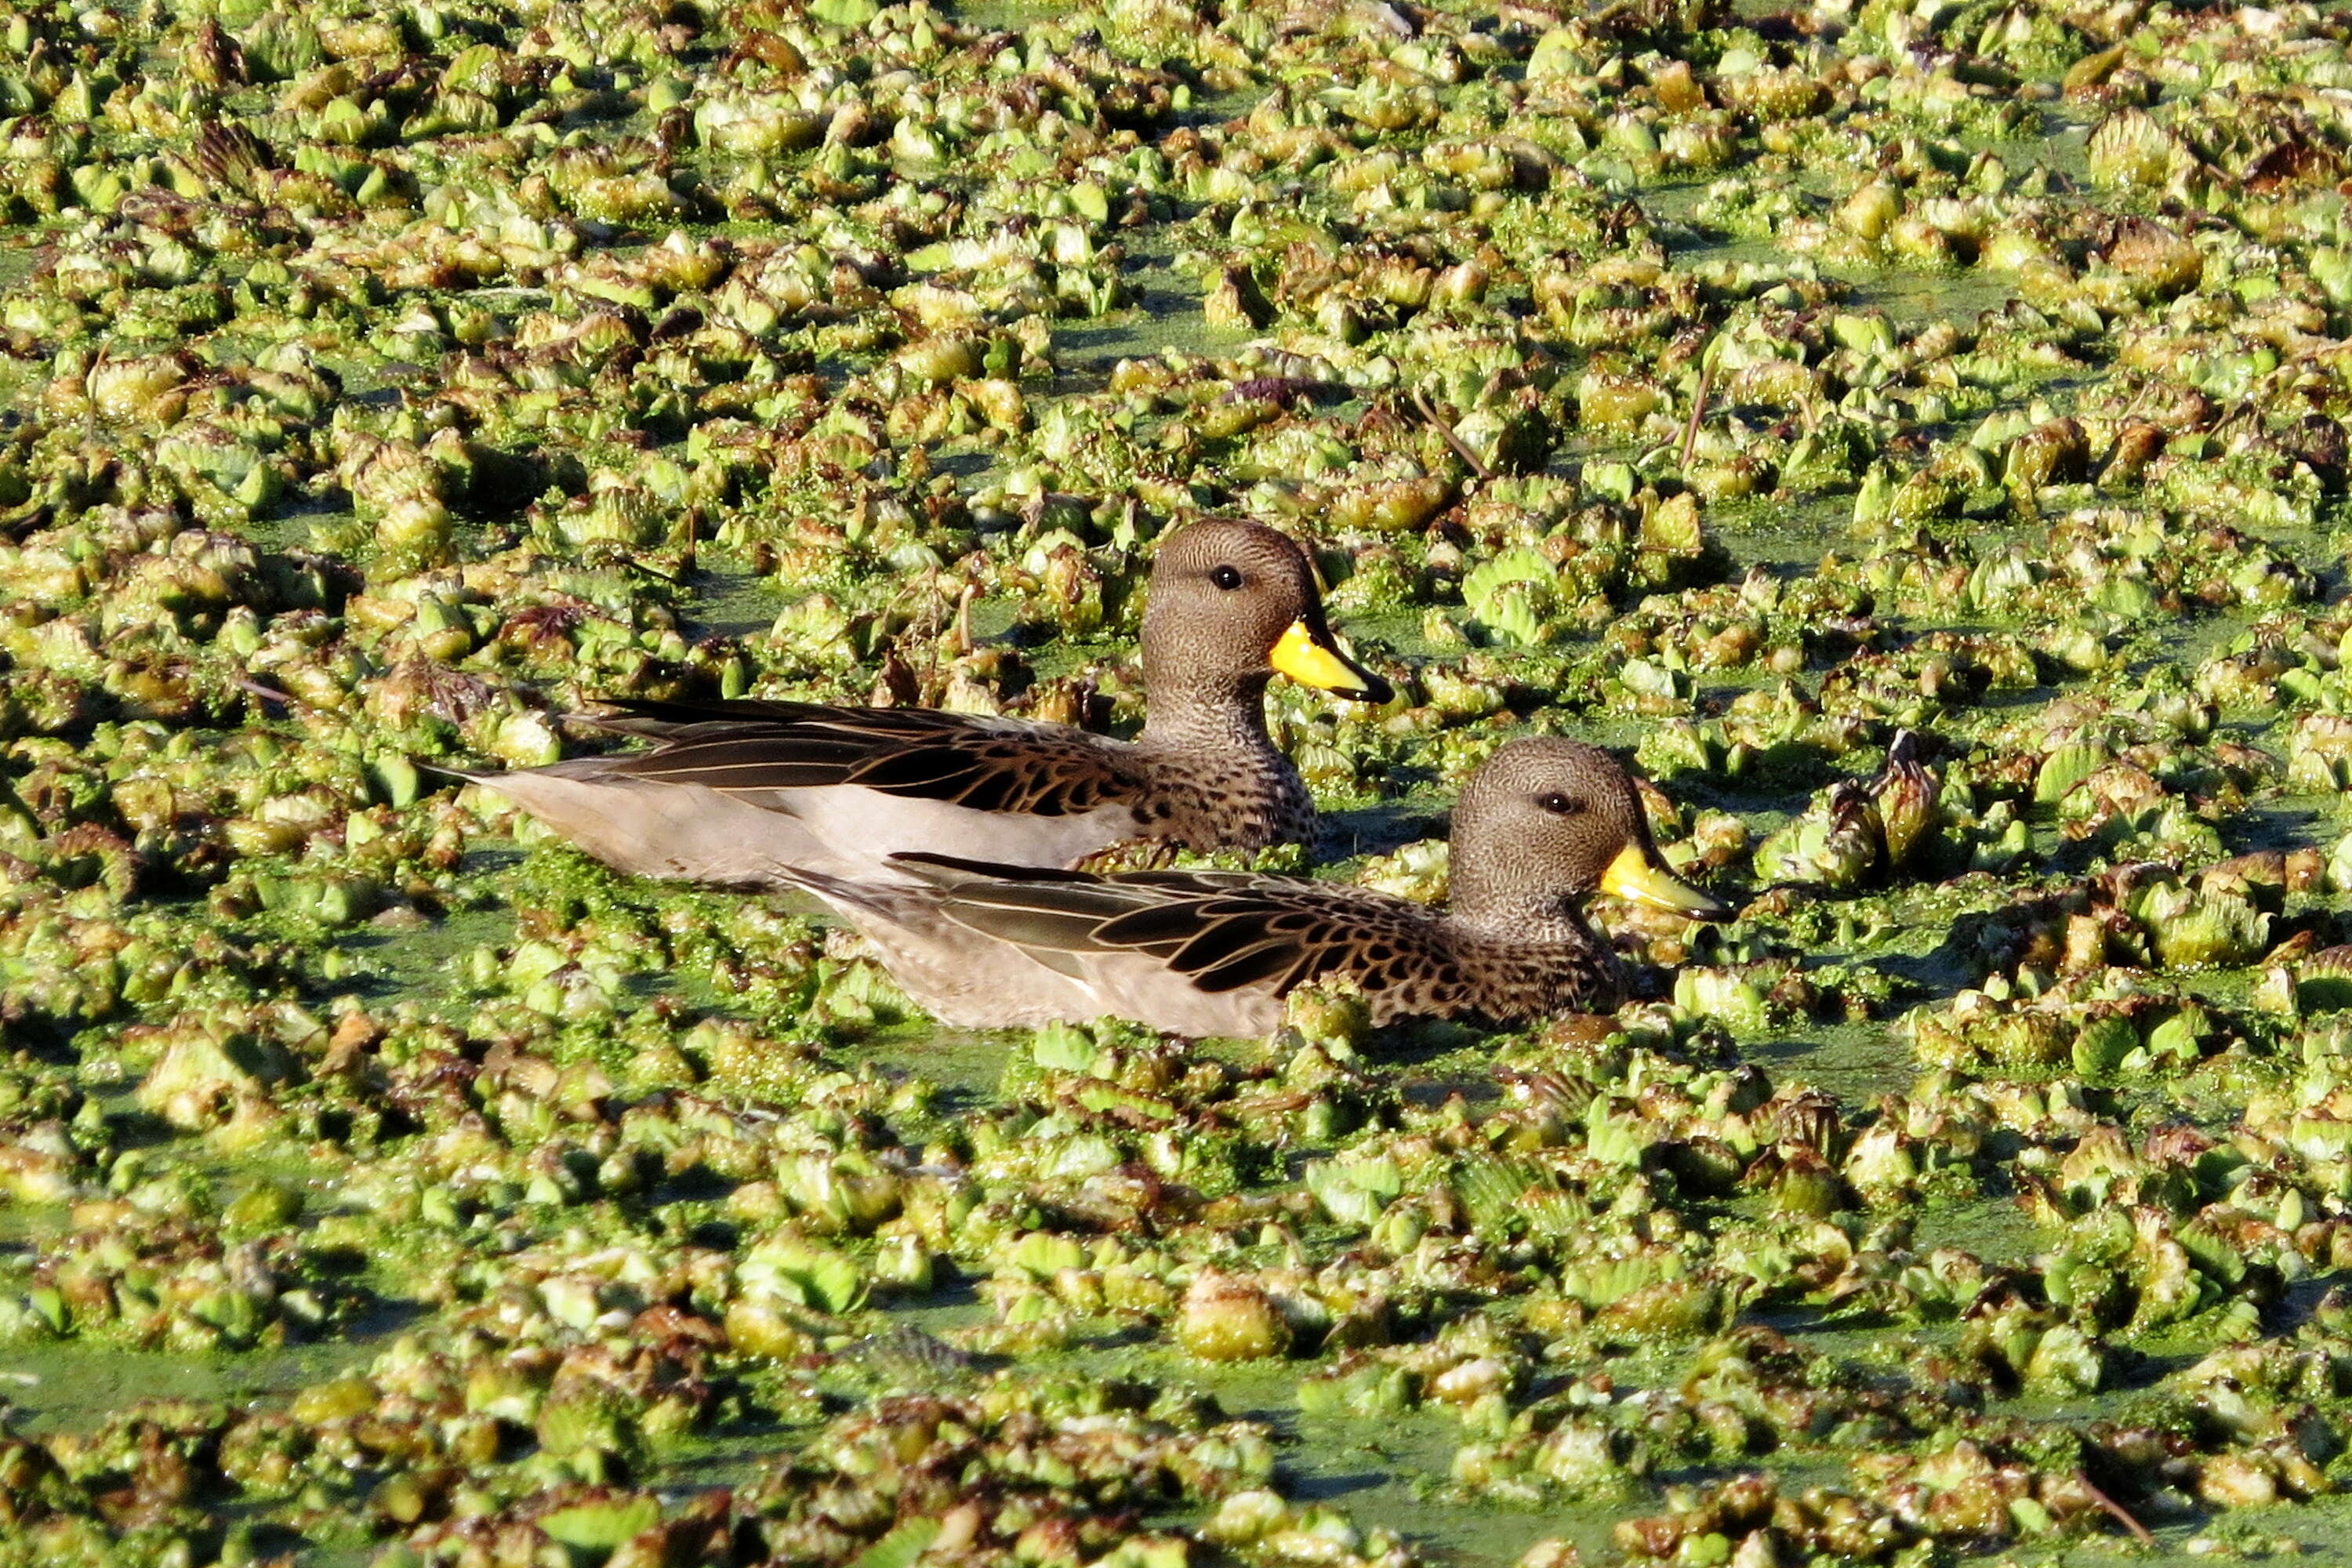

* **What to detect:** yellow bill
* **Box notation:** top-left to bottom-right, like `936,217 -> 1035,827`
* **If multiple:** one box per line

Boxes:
1269,619 -> 1394,703
1600,843 -> 1732,921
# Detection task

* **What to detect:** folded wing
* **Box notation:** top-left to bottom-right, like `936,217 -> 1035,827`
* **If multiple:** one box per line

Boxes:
896,853 -> 1436,1000
574,698 -> 1142,816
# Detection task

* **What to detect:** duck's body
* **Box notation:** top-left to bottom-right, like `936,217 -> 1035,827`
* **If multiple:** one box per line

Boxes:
459,521 -> 1388,887
793,858 -> 1632,1034
785,739 -> 1731,1035
465,699 -> 1312,888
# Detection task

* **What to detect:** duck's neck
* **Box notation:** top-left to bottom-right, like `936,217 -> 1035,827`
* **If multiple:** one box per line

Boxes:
1138,667 -> 1276,755
1448,896 -> 1595,949
1441,904 -> 1624,1021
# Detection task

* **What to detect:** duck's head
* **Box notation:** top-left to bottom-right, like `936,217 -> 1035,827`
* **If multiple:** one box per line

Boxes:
1142,520 -> 1392,706
1451,737 -> 1731,926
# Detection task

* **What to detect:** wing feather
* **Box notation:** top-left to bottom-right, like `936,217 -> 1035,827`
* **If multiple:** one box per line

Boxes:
1094,901 -> 1222,955
1194,939 -> 1330,993
1167,909 -> 1303,975
557,699 -> 1142,816
909,857 -> 1440,1006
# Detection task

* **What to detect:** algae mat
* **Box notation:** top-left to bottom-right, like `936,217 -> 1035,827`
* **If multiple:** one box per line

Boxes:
4,0 -> 2352,1564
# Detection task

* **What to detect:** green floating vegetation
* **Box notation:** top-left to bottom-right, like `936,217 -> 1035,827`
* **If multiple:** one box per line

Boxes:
10,0 -> 2352,1563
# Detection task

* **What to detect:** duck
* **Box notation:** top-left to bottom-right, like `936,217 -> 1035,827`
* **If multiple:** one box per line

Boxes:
458,520 -> 1392,887
781,737 -> 1732,1036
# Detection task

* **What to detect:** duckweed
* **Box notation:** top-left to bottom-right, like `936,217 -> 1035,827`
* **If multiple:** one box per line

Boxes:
7,0 -> 2352,1563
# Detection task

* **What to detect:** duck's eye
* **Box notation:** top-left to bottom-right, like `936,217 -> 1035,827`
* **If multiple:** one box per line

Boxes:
1210,564 -> 1244,590
1541,793 -> 1583,815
